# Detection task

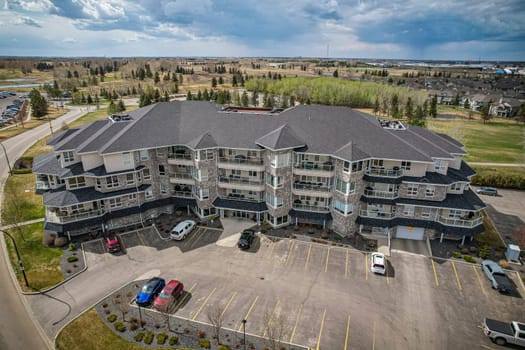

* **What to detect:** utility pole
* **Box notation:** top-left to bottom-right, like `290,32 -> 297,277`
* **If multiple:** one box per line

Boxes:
1,230 -> 29,287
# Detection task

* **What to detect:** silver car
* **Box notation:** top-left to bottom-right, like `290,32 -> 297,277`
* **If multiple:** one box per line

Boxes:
476,187 -> 498,196
170,220 -> 196,240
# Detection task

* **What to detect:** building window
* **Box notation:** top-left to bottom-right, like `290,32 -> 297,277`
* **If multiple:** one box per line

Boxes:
448,209 -> 462,219
143,168 -> 151,180
106,176 -> 119,188
421,207 -> 433,218
108,197 -> 122,209
156,148 -> 165,157
139,150 -> 149,160
266,192 -> 283,208
63,151 -> 75,163
200,188 -> 209,200
128,193 -> 137,200
126,173 -> 135,185
96,178 -> 101,189
158,164 -> 166,176
403,205 -> 415,217
334,200 -> 353,215
67,176 -> 86,189
160,182 -> 168,194
198,149 -> 214,161
371,159 -> 383,168
145,188 -> 153,199
336,179 -> 354,194
122,152 -> 132,167
271,153 -> 290,168
449,183 -> 462,192
425,186 -> 435,197
407,184 -> 418,196
267,174 -> 283,188
434,159 -> 446,172
195,169 -> 208,181
352,161 -> 363,172
343,161 -> 350,173
401,161 -> 411,171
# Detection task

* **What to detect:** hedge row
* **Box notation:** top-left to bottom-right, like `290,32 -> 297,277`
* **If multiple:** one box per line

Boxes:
471,173 -> 525,190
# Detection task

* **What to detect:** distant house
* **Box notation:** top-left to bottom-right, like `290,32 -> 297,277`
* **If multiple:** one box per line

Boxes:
489,98 -> 522,117
431,90 -> 458,105
467,94 -> 495,111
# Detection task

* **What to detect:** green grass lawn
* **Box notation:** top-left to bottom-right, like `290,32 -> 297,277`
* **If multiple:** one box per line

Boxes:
2,173 -> 45,222
56,309 -> 155,350
4,222 -> 63,291
427,118 -> 525,163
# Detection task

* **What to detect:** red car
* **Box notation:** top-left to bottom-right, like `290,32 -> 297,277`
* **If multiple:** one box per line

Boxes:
104,235 -> 121,253
153,279 -> 184,311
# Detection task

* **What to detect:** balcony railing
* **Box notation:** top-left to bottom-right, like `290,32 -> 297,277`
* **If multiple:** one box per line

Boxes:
293,161 -> 334,171
36,181 -> 51,190
365,167 -> 404,178
218,156 -> 264,166
172,191 -> 193,198
363,189 -> 399,199
220,194 -> 264,202
168,153 -> 192,160
171,173 -> 193,180
359,210 -> 396,219
293,182 -> 332,192
219,176 -> 264,186
437,216 -> 483,228
47,209 -> 106,224
292,203 -> 330,212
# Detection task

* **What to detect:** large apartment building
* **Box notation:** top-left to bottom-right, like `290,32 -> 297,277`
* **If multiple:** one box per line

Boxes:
33,101 -> 485,243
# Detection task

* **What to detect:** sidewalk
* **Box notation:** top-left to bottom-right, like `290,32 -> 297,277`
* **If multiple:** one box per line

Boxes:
0,217 -> 45,231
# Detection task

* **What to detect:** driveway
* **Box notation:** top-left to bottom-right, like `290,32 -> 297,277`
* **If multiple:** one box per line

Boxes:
28,229 -> 525,349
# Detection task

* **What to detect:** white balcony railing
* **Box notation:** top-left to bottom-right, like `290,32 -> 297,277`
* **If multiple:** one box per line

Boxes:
293,161 -> 334,172
47,209 -> 106,224
293,182 -> 332,192
292,203 -> 330,213
359,210 -> 396,219
172,191 -> 193,198
220,194 -> 264,202
218,176 -> 264,186
437,216 -> 483,228
365,167 -> 403,178
363,189 -> 399,199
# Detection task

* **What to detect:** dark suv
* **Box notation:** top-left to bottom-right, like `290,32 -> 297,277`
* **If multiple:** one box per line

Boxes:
237,229 -> 256,250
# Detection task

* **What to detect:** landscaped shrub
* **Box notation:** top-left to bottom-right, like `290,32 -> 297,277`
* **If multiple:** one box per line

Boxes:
68,242 -> 76,251
156,332 -> 167,345
144,331 -> 154,345
67,255 -> 78,263
463,255 -> 476,263
114,321 -> 126,332
43,234 -> 56,247
134,332 -> 145,342
107,314 -> 117,323
478,245 -> 490,259
168,335 -> 179,345
199,339 -> 211,349
104,309 -> 110,315
197,330 -> 206,338
129,323 -> 139,331
451,251 -> 461,258
219,345 -> 231,350
54,236 -> 68,247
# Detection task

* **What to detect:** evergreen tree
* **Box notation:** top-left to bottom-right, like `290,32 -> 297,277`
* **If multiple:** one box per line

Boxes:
154,72 -> 160,84
373,97 -> 380,115
390,94 -> 400,118
87,94 -> 93,104
218,77 -> 224,85
164,91 -> 169,102
107,100 -> 119,115
197,90 -> 202,100
212,77 -> 217,88
232,75 -> 238,87
154,88 -> 161,102
29,89 -> 47,119
405,97 -> 413,120
430,95 -> 438,118
333,70 -> 339,78
241,91 -> 248,107
186,90 -> 193,100
203,89 -> 209,101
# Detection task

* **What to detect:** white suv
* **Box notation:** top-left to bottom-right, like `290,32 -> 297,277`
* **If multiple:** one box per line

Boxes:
370,252 -> 386,275
170,220 -> 196,240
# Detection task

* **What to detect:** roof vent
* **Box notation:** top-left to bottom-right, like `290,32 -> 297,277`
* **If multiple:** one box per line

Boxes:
109,114 -> 132,122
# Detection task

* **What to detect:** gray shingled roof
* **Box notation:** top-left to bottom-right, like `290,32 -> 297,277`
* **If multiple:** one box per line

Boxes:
53,101 -> 465,163
255,124 -> 306,150
46,128 -> 79,146
43,185 -> 149,207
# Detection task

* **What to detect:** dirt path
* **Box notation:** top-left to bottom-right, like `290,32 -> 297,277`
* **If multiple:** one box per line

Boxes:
469,162 -> 525,167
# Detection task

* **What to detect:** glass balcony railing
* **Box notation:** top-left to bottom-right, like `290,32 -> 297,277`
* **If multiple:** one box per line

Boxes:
293,161 -> 334,171
292,203 -> 330,212
437,216 -> 483,228
218,176 -> 264,186
359,210 -> 396,219
365,167 -> 403,177
218,156 -> 264,166
293,182 -> 332,192
363,189 -> 399,199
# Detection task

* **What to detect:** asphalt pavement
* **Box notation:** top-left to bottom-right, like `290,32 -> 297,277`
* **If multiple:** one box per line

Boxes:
0,105 -> 86,350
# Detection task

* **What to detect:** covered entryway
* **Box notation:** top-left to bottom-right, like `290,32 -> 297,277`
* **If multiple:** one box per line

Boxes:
396,226 -> 424,240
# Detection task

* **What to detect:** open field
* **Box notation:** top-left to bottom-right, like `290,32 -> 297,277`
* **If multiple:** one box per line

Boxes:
427,118 -> 524,163
2,173 -> 44,221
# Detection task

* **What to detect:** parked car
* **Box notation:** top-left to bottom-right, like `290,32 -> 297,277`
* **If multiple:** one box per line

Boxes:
136,277 -> 166,306
104,235 -> 121,253
481,260 -> 514,293
476,187 -> 498,196
170,220 -> 196,240
153,279 -> 184,311
237,229 -> 256,250
483,318 -> 525,346
370,252 -> 386,275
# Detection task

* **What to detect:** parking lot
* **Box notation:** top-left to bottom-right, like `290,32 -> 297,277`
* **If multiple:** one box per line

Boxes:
84,228 -> 525,350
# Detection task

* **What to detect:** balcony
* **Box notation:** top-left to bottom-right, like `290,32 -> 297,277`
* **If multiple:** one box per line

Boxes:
173,191 -> 193,198
167,153 -> 193,166
292,203 -> 330,213
437,216 -> 483,228
218,176 -> 265,191
217,156 -> 265,171
220,193 -> 264,202
359,210 -> 396,219
363,189 -> 399,199
47,209 -> 106,224
36,180 -> 51,191
365,167 -> 403,178
292,182 -> 332,198
293,161 -> 335,176
169,173 -> 195,185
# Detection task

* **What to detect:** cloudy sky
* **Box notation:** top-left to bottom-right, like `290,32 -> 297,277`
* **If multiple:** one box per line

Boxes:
0,0 -> 524,60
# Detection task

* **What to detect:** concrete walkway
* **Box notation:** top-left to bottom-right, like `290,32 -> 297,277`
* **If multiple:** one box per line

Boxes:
215,218 -> 257,247
0,217 -> 45,231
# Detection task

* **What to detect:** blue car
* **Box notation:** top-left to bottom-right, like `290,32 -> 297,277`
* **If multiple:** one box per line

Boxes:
136,277 -> 166,306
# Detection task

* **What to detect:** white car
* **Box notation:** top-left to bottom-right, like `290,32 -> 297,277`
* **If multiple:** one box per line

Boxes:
170,220 -> 196,240
370,252 -> 386,275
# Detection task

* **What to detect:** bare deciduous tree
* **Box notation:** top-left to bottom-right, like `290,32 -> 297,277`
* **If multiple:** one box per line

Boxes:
264,308 -> 290,350
206,303 -> 226,345
2,184 -> 28,241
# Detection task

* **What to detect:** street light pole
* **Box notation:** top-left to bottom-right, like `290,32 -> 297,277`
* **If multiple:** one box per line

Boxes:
1,230 -> 29,287
0,142 -> 12,176
242,319 -> 247,350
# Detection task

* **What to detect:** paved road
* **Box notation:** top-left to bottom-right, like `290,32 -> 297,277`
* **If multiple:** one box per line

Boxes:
0,106 -> 85,350
469,162 -> 525,167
